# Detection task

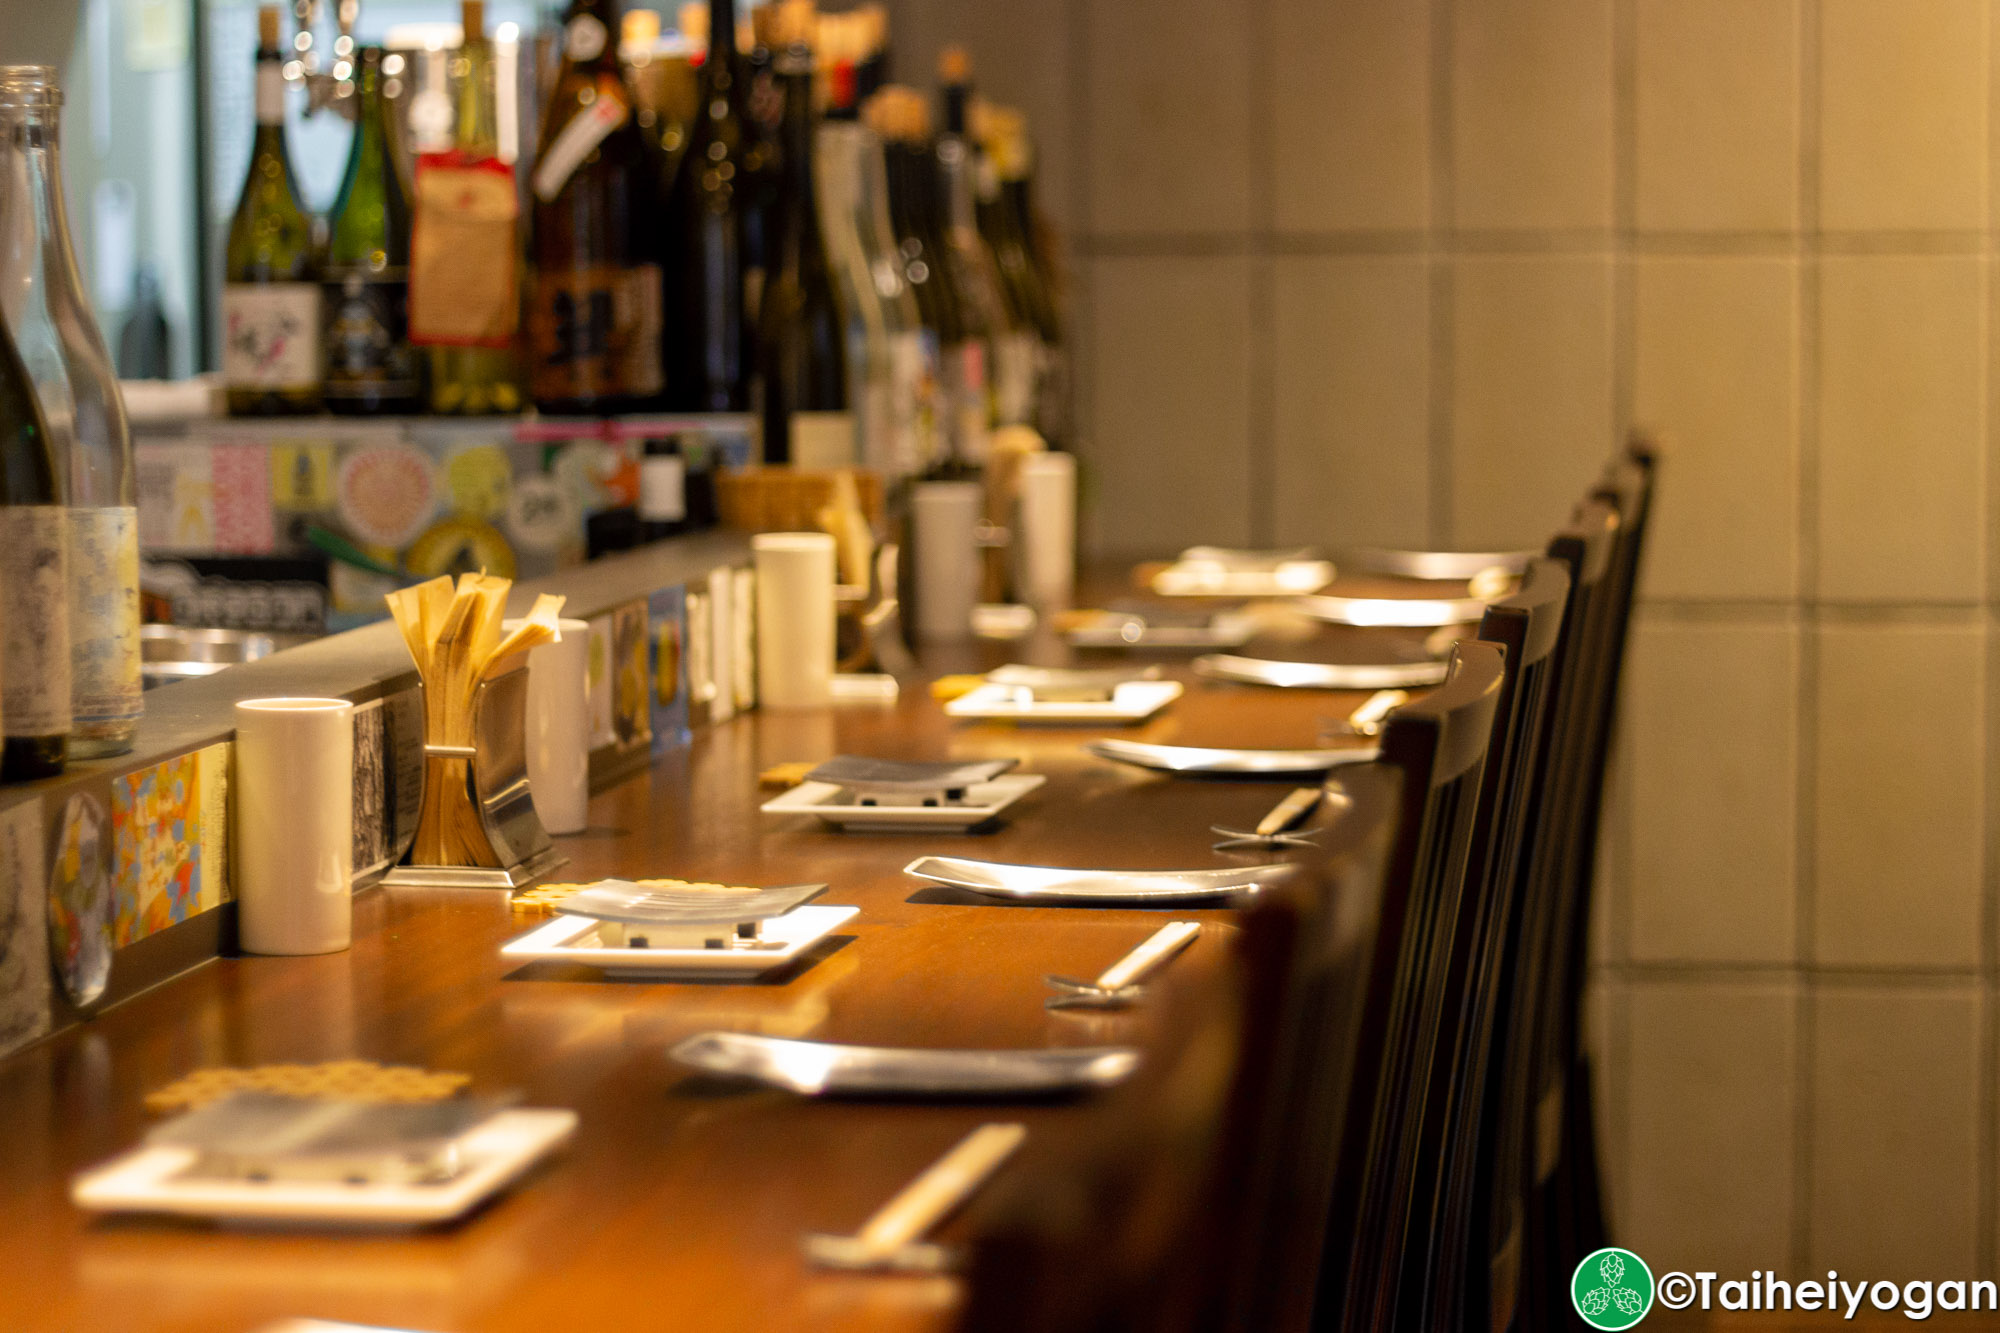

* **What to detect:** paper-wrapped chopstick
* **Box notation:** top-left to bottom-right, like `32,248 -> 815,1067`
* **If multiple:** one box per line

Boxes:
386,574 -> 566,868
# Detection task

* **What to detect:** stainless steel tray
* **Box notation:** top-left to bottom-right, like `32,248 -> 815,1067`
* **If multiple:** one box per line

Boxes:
669,1032 -> 1139,1097
1086,738 -> 1380,776
1194,654 -> 1449,690
903,854 -> 1293,905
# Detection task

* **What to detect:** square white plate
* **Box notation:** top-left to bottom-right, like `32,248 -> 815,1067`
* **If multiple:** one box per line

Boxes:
944,679 -> 1184,725
71,1108 -> 577,1229
762,774 -> 1047,831
500,904 -> 860,978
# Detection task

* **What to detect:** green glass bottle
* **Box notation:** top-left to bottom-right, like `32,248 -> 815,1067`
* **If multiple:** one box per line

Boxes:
0,307 -> 70,781
416,0 -> 524,415
222,5 -> 322,416
323,46 -> 422,414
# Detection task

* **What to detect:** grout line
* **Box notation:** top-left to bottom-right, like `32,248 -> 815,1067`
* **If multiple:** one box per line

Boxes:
1604,961 -> 1991,984
1427,0 -> 1455,547
1063,0 -> 1093,553
1244,0 -> 1276,548
1794,0 -> 1822,1276
1073,229 -> 1999,260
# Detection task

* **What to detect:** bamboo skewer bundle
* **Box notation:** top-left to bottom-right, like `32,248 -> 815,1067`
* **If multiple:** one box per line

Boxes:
386,575 -> 566,867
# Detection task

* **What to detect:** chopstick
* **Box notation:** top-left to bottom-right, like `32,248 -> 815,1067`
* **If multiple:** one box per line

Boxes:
1095,921 -> 1202,991
851,1122 -> 1028,1261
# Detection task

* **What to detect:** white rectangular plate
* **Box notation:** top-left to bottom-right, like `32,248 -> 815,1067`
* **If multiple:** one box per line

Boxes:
500,904 -> 860,977
71,1109 -> 577,1229
904,855 -> 1294,905
762,775 -> 1047,831
944,679 -> 1184,725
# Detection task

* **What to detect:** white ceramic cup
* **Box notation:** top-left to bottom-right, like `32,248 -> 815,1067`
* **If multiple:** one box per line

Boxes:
233,697 -> 355,956
1016,451 -> 1076,611
754,532 -> 837,708
506,616 -> 590,835
912,480 -> 981,641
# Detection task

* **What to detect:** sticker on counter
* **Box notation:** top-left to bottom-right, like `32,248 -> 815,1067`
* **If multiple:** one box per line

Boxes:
445,443 -> 514,522
0,800 -> 51,1059
209,444 -> 276,554
611,600 -> 651,748
48,791 -> 112,1010
112,746 -> 228,947
648,585 -> 687,756
337,443 -> 438,548
136,443 -> 215,552
270,442 -> 335,511
586,614 -> 615,749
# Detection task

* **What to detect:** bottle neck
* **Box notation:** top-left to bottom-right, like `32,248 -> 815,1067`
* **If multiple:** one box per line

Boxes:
453,37 -> 499,155
703,0 -> 740,85
255,53 -> 285,126
560,0 -> 625,77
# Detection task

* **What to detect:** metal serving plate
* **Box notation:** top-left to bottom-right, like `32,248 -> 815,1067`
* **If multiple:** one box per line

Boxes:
1291,593 -> 1489,628
669,1032 -> 1140,1098
559,880 -> 828,927
903,854 -> 1293,905
1062,609 -> 1259,651
763,775 -> 1047,832
1340,547 -> 1535,582
803,756 -> 1019,798
1194,654 -> 1449,690
1086,738 -> 1380,777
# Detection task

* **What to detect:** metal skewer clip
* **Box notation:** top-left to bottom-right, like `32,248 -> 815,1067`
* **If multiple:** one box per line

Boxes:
802,1122 -> 1028,1273
1211,786 -> 1326,852
1044,920 -> 1203,1011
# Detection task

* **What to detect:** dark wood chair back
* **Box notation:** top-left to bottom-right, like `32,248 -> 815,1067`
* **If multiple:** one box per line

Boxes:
1324,638 -> 1505,1333
954,764 -> 1405,1333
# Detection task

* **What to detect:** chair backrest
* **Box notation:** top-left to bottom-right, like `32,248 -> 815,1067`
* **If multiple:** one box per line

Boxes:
1325,638 -> 1505,1333
1400,555 -> 1573,1331
1475,498 -> 1620,1328
954,763 -> 1405,1333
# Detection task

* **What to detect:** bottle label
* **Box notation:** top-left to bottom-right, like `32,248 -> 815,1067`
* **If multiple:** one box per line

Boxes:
790,411 -> 858,471
0,506 -> 72,738
322,271 -> 421,400
222,282 -> 322,390
256,61 -> 285,124
530,91 -> 630,203
66,507 -> 141,732
995,329 -> 1039,428
949,340 -> 990,464
528,263 -> 664,401
639,454 -> 686,523
409,154 -> 520,347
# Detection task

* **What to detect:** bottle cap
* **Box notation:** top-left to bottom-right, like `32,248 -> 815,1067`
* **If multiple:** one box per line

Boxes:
461,0 -> 485,41
257,5 -> 281,49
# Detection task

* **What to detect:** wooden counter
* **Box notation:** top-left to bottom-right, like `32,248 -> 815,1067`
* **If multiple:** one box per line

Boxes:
0,609 -> 1428,1333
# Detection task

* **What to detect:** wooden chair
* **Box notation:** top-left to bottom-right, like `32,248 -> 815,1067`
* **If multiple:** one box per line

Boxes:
1472,499 -> 1622,1333
1322,639 -> 1505,1333
1396,555 -> 1574,1333
954,762 -> 1405,1333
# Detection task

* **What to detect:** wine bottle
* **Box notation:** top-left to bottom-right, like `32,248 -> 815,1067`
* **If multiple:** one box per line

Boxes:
638,434 -> 687,540
222,6 -> 322,416
978,105 -> 1065,445
412,0 -> 524,415
935,48 -> 1022,438
0,64 -> 140,759
757,2 -> 850,467
661,0 -> 752,411
118,265 -> 171,379
0,310 -> 70,781
323,46 -> 423,415
529,0 -> 665,415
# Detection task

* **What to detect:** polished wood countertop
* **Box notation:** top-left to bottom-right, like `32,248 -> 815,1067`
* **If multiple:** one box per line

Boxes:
0,603 -> 1434,1333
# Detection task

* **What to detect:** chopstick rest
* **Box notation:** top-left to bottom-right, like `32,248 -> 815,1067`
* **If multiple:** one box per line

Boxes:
1045,921 -> 1202,1011
803,1122 -> 1027,1272
1211,787 -> 1325,851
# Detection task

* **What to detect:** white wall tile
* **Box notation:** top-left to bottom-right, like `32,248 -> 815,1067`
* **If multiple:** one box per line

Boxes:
1450,256 -> 1614,548
1813,623 -> 1984,968
1633,257 -> 1800,599
1080,256 -> 1252,556
1272,0 -> 1430,232
1271,256 -> 1430,550
1812,986 -> 1980,1278
1634,0 -> 1800,232
1626,619 -> 1799,964
1816,257 -> 1986,603
1452,0 -> 1614,229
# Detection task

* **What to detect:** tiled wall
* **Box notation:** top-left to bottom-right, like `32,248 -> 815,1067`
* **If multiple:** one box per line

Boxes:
886,0 -> 1999,1281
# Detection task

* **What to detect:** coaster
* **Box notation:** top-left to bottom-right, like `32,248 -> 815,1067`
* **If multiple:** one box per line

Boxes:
144,1060 -> 473,1114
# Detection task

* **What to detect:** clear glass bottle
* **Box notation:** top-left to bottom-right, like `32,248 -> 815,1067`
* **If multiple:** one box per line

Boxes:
0,65 -> 139,760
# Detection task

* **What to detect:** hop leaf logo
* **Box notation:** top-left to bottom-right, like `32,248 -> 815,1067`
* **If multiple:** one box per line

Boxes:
1571,1248 -> 1654,1329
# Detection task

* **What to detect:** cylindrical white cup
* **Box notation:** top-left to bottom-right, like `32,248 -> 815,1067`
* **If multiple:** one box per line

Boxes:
754,532 -> 836,708
507,616 -> 590,835
912,480 -> 980,641
234,697 -> 354,956
1017,451 -> 1076,611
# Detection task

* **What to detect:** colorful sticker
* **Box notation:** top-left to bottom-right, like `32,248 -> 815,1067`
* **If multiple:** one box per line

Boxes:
445,443 -> 514,521
336,443 -> 438,548
611,600 -> 651,748
585,615 -> 615,748
648,585 -> 687,756
135,443 -> 215,551
353,700 -> 389,876
112,746 -> 228,946
404,515 -> 517,580
48,792 -> 111,1009
270,443 -> 335,511
210,444 -> 276,554
0,800 -> 50,1057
